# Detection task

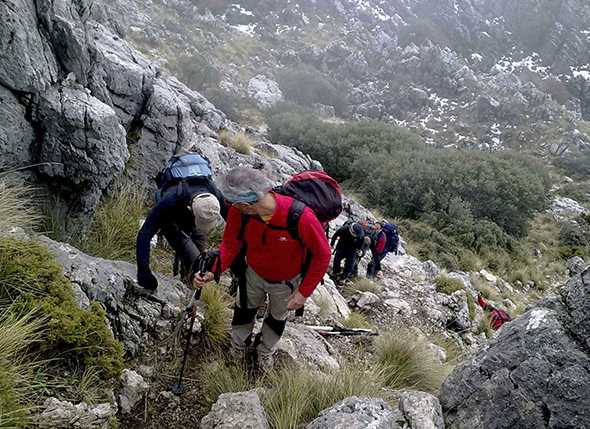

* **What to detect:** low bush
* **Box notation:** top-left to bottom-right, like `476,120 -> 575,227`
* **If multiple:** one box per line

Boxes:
275,65 -> 348,115
0,238 -> 124,378
374,331 -> 448,392
434,275 -> 465,295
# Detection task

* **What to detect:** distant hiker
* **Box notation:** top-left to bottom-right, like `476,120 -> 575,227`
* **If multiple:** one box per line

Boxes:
330,221 -> 368,283
193,167 -> 338,370
136,154 -> 226,291
367,220 -> 399,278
477,294 -> 512,330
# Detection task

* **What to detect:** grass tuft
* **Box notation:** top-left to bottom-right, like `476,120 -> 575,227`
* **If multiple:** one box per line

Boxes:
0,182 -> 41,233
201,359 -> 249,409
201,284 -> 232,349
218,131 -> 253,155
434,274 -> 465,295
82,184 -> 147,262
0,310 -> 45,427
374,330 -> 448,392
262,366 -> 384,429
343,278 -> 381,297
342,312 -> 371,329
466,293 -> 476,321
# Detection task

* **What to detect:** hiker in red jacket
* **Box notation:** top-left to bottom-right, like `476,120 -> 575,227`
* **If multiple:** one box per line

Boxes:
193,167 -> 331,369
477,294 -> 512,330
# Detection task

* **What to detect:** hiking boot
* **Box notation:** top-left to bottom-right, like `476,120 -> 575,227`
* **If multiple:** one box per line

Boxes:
257,352 -> 275,372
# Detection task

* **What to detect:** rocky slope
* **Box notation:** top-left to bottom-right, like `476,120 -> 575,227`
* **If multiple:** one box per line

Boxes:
440,259 -> 590,429
111,0 -> 590,153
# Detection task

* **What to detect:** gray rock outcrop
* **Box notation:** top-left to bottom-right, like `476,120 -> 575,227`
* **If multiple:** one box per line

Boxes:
118,369 -> 149,414
36,397 -> 116,428
38,235 -> 194,356
399,390 -> 444,429
305,396 -> 402,429
440,267 -> 590,429
33,82 -> 128,213
200,390 -> 269,429
277,323 -> 341,370
247,75 -> 283,109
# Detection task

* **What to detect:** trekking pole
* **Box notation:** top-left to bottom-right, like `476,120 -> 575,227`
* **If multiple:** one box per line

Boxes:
170,253 -> 209,396
170,288 -> 201,396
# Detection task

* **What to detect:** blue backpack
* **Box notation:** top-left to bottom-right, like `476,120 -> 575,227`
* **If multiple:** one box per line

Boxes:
154,153 -> 212,202
382,223 -> 399,253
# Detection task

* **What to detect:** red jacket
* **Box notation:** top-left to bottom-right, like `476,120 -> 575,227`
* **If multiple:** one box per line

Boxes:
218,193 -> 331,297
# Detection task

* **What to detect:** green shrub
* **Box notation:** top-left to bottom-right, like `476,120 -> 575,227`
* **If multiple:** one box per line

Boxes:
374,331 -> 448,392
0,182 -> 40,232
434,275 -> 465,295
342,312 -> 371,329
0,238 -> 124,378
275,65 -> 348,115
201,284 -> 232,348
82,185 -> 147,262
169,54 -> 220,91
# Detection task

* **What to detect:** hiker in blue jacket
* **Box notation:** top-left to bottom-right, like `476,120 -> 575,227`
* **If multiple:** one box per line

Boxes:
136,172 -> 226,291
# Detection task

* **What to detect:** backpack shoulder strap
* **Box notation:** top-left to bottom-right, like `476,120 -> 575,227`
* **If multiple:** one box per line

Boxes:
238,213 -> 250,240
286,199 -> 306,242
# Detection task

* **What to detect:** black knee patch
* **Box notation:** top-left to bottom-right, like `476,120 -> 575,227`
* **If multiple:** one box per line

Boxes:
231,306 -> 257,326
264,314 -> 287,337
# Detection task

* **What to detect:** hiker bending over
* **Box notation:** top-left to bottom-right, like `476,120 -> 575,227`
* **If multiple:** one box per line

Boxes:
477,294 -> 512,330
367,221 -> 399,278
330,221 -> 367,283
193,167 -> 331,370
136,157 -> 226,290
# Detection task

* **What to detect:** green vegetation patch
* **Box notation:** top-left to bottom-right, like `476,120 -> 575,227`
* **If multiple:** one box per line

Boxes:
0,238 -> 124,379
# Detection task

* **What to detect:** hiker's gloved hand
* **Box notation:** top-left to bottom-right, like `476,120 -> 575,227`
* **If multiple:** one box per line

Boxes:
137,268 -> 158,290
287,291 -> 306,310
192,271 -> 214,289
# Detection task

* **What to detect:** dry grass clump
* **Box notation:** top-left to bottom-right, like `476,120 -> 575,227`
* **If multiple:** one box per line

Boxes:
0,182 -> 40,233
342,311 -> 372,329
218,131 -> 253,155
374,330 -> 449,392
82,185 -> 147,261
201,284 -> 232,349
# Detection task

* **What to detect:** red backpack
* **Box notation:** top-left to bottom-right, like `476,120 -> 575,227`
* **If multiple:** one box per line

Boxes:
273,170 -> 343,239
490,308 -> 512,330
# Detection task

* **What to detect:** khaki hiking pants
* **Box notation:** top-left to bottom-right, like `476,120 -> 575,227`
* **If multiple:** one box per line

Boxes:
231,267 -> 300,357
